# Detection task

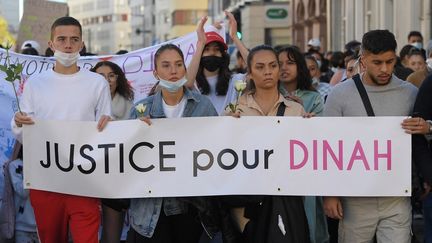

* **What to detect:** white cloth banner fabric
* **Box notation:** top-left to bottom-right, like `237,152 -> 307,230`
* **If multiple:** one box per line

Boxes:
0,26 -> 223,200
0,25 -> 224,103
23,117 -> 411,198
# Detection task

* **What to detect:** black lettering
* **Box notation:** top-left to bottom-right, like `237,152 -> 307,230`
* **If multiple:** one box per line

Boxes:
264,149 -> 274,169
217,149 -> 238,170
78,144 -> 96,174
129,142 -> 155,172
243,150 -> 259,169
25,60 -> 38,75
119,143 -> 124,173
98,144 -> 116,174
54,143 -> 74,172
40,141 -> 51,168
193,149 -> 213,177
159,141 -> 176,171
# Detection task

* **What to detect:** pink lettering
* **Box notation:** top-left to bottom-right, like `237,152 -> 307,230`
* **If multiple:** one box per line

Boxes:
323,140 -> 343,170
313,140 -> 318,170
347,140 -> 370,171
290,140 -> 308,170
374,140 -> 392,170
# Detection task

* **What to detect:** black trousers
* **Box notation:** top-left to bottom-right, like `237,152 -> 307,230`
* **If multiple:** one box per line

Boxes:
126,211 -> 203,243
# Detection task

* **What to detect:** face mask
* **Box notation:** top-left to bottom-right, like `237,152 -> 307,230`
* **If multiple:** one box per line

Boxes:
427,58 -> 432,69
411,42 -> 423,49
158,76 -> 188,93
54,50 -> 80,67
316,60 -> 322,69
201,56 -> 224,72
312,77 -> 320,86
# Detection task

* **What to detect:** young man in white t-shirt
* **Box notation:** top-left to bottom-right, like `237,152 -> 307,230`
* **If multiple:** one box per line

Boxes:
12,16 -> 111,243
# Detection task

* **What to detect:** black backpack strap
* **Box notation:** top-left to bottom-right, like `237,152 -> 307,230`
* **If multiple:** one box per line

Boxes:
352,74 -> 375,116
277,102 -> 286,116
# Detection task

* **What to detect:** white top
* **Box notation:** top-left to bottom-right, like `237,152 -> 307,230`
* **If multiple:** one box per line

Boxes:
112,93 -> 133,120
162,96 -> 187,118
202,73 -> 245,115
11,68 -> 112,142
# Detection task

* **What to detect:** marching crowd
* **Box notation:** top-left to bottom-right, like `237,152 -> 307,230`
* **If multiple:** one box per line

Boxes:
2,10 -> 432,243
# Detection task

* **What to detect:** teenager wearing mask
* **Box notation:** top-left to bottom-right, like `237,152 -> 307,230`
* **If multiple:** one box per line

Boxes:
127,43 -> 218,243
91,61 -> 134,243
228,45 -> 309,243
186,12 -> 248,115
304,55 -> 332,102
11,16 -> 111,243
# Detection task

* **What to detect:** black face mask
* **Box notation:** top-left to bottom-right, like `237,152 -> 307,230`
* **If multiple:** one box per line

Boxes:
201,56 -> 224,72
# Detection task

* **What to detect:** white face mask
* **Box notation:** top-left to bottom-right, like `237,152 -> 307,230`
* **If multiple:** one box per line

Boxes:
316,60 -> 322,69
54,50 -> 80,67
158,76 -> 188,93
312,77 -> 320,86
427,58 -> 432,69
411,42 -> 423,49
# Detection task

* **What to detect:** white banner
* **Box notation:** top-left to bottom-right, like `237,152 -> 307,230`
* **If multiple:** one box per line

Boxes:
23,117 -> 411,198
0,26 -> 224,201
0,25 -> 224,103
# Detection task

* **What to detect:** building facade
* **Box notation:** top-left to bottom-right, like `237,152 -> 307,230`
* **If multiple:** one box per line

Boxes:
210,0 -> 290,48
69,0 -> 132,54
291,0 -> 327,52
328,0 -> 432,52
0,0 -> 20,34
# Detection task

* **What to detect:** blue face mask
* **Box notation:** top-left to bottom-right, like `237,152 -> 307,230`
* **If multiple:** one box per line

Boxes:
158,76 -> 188,93
411,42 -> 423,49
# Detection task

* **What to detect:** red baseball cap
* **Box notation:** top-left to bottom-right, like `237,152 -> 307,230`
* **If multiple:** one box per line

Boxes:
205,31 -> 228,50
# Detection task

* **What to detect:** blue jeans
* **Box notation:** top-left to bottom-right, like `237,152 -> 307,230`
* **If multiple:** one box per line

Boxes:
424,193 -> 432,243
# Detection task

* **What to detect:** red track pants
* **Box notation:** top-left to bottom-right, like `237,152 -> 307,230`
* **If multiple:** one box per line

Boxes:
30,189 -> 100,243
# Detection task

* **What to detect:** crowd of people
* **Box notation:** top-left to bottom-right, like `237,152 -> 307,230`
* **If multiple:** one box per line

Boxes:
2,11 -> 432,243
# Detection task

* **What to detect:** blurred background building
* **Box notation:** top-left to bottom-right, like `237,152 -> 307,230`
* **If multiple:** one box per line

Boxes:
1,0 -> 432,54
69,0 -> 132,54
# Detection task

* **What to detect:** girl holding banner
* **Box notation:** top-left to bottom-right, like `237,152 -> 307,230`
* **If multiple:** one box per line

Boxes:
227,45 -> 310,243
91,61 -> 134,243
186,11 -> 248,115
127,41 -> 219,242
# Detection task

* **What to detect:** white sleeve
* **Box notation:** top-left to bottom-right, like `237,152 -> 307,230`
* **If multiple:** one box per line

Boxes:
95,82 -> 112,120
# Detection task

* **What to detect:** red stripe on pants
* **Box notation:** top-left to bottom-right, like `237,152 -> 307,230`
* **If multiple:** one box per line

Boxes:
30,189 -> 100,243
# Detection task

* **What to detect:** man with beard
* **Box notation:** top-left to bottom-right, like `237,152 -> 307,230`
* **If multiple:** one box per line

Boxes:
323,30 -> 417,243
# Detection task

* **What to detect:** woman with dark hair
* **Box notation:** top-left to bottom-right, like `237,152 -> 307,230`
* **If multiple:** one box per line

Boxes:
279,46 -> 329,243
278,46 -> 323,116
127,42 -> 220,243
186,12 -> 248,115
91,61 -> 134,243
92,61 -> 134,120
304,55 -> 332,102
227,45 -> 309,243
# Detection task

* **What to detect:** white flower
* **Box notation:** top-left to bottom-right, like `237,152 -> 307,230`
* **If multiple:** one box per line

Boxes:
234,80 -> 247,92
135,104 -> 146,115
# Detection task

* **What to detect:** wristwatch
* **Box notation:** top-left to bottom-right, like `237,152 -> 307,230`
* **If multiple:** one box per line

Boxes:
427,120 -> 432,134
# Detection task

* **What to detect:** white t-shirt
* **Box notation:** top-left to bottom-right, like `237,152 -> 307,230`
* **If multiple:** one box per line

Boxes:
11,68 -> 112,142
201,73 -> 246,115
162,96 -> 187,118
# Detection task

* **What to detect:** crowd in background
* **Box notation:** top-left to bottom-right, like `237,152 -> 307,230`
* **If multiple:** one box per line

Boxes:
2,12 -> 432,243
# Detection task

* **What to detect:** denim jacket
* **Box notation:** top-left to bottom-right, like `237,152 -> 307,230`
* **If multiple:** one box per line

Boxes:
129,88 -> 218,238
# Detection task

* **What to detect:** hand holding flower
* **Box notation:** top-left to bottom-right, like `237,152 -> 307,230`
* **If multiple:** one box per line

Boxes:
226,79 -> 247,113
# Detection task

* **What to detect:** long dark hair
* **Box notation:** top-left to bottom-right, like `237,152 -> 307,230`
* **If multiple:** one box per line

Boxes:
196,42 -> 232,96
278,46 -> 315,91
91,61 -> 134,100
